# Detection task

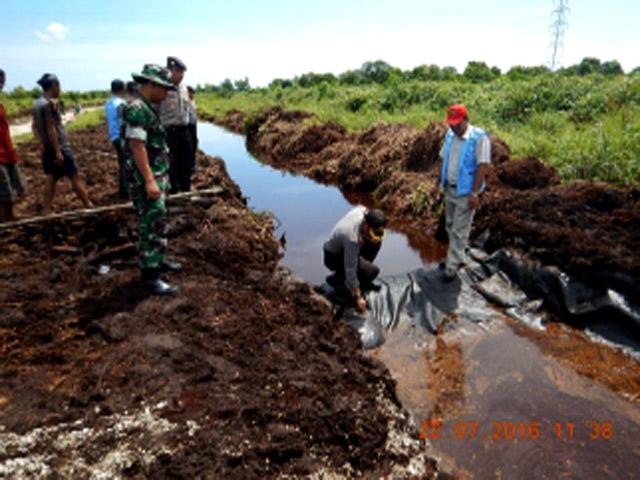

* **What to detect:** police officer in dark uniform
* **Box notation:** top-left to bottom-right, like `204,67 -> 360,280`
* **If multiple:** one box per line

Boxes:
158,56 -> 193,193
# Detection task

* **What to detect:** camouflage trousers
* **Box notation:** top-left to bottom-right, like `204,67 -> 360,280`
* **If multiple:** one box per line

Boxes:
130,173 -> 169,270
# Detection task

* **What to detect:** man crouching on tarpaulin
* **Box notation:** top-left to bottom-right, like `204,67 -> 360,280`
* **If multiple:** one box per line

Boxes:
323,206 -> 387,312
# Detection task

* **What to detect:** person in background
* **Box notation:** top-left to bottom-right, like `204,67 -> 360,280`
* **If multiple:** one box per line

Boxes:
31,73 -> 92,214
434,104 -> 491,281
323,206 -> 387,312
186,85 -> 198,174
123,64 -> 182,295
104,79 -> 128,199
0,68 -> 26,222
158,56 -> 192,193
126,81 -> 138,100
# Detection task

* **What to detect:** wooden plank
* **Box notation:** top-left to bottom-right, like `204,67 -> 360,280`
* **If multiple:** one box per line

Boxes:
0,187 -> 224,230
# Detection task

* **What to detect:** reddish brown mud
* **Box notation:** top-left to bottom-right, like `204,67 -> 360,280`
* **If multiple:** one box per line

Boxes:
0,128 -> 447,478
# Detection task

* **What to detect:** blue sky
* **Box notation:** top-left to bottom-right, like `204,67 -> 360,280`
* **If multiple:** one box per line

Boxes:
1,0 -> 638,91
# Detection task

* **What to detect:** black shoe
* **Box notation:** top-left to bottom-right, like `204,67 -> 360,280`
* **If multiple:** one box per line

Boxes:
326,274 -> 341,290
325,275 -> 352,299
160,259 -> 183,272
362,281 -> 381,292
142,268 -> 179,296
442,270 -> 457,282
145,278 -> 179,296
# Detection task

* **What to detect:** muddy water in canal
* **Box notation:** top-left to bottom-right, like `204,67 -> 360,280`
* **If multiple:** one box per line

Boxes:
199,123 -> 640,479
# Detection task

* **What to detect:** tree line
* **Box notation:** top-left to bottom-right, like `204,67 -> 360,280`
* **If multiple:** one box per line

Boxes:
196,57 -> 638,94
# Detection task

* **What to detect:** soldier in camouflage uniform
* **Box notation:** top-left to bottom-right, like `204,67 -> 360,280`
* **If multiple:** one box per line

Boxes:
123,64 -> 183,295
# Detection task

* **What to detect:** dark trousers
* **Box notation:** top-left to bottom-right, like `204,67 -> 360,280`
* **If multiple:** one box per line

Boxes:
188,123 -> 198,173
166,127 -> 193,193
323,240 -> 381,293
112,140 -> 128,199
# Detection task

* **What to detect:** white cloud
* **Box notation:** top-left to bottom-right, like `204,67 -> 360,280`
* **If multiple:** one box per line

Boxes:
34,30 -> 51,42
34,22 -> 69,42
48,22 -> 69,40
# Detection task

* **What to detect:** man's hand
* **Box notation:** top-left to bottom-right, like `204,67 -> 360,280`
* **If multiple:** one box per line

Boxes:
145,179 -> 161,199
468,195 -> 481,210
55,150 -> 64,165
356,296 -> 367,313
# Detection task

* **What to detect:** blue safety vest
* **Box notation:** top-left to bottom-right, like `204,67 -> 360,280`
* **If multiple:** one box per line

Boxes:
441,126 -> 487,196
104,96 -> 125,143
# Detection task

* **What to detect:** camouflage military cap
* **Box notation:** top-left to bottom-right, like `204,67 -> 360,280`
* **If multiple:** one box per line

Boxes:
132,64 -> 175,89
167,56 -> 187,71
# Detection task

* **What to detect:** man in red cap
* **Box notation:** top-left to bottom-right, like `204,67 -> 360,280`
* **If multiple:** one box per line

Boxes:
434,104 -> 491,281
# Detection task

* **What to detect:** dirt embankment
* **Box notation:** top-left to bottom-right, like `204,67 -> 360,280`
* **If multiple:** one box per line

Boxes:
0,129 -> 446,478
226,107 -> 639,297
198,109 -> 247,135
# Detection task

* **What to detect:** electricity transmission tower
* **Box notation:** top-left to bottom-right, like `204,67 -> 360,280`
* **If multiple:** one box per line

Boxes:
549,0 -> 569,70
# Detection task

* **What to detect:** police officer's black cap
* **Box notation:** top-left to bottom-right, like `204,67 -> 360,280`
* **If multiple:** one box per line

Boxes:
364,209 -> 387,229
37,73 -> 60,90
167,56 -> 187,71
187,85 -> 195,94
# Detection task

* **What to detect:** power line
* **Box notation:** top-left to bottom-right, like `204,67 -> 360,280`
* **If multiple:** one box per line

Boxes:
549,0 -> 569,70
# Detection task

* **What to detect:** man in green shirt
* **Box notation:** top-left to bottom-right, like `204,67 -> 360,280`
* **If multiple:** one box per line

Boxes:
122,64 -> 182,295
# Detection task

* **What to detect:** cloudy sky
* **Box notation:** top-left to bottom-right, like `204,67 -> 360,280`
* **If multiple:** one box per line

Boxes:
1,0 -> 638,91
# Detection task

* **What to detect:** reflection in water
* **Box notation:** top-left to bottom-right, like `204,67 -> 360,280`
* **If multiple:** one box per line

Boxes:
198,124 -> 427,285
199,123 -> 640,479
343,190 -> 447,265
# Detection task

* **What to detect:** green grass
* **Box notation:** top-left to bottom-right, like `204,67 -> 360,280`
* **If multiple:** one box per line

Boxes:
1,94 -> 106,118
196,74 -> 640,186
0,96 -> 35,117
67,108 -> 104,131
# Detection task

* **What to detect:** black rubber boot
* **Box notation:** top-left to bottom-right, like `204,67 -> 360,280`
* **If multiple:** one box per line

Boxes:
442,269 -> 457,282
141,268 -> 179,296
326,274 -> 352,303
361,281 -> 382,293
160,259 -> 183,273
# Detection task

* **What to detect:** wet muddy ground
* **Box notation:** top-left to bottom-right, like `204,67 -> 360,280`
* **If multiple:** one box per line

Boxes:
4,114 -> 640,478
0,127 -> 448,478
371,283 -> 640,479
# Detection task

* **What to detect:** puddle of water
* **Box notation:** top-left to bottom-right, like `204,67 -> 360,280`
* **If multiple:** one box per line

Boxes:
374,318 -> 640,479
199,123 -> 640,479
198,123 -> 427,285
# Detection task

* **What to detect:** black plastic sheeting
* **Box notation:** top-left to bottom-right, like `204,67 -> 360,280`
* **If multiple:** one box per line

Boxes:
318,248 -> 640,352
467,248 -> 640,353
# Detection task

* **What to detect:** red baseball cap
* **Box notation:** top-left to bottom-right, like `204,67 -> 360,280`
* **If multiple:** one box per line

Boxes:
445,104 -> 468,126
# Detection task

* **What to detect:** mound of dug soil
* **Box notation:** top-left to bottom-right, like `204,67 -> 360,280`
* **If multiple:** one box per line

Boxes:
476,182 -> 640,277
495,156 -> 560,190
1,128 -> 446,478
237,108 -> 640,288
